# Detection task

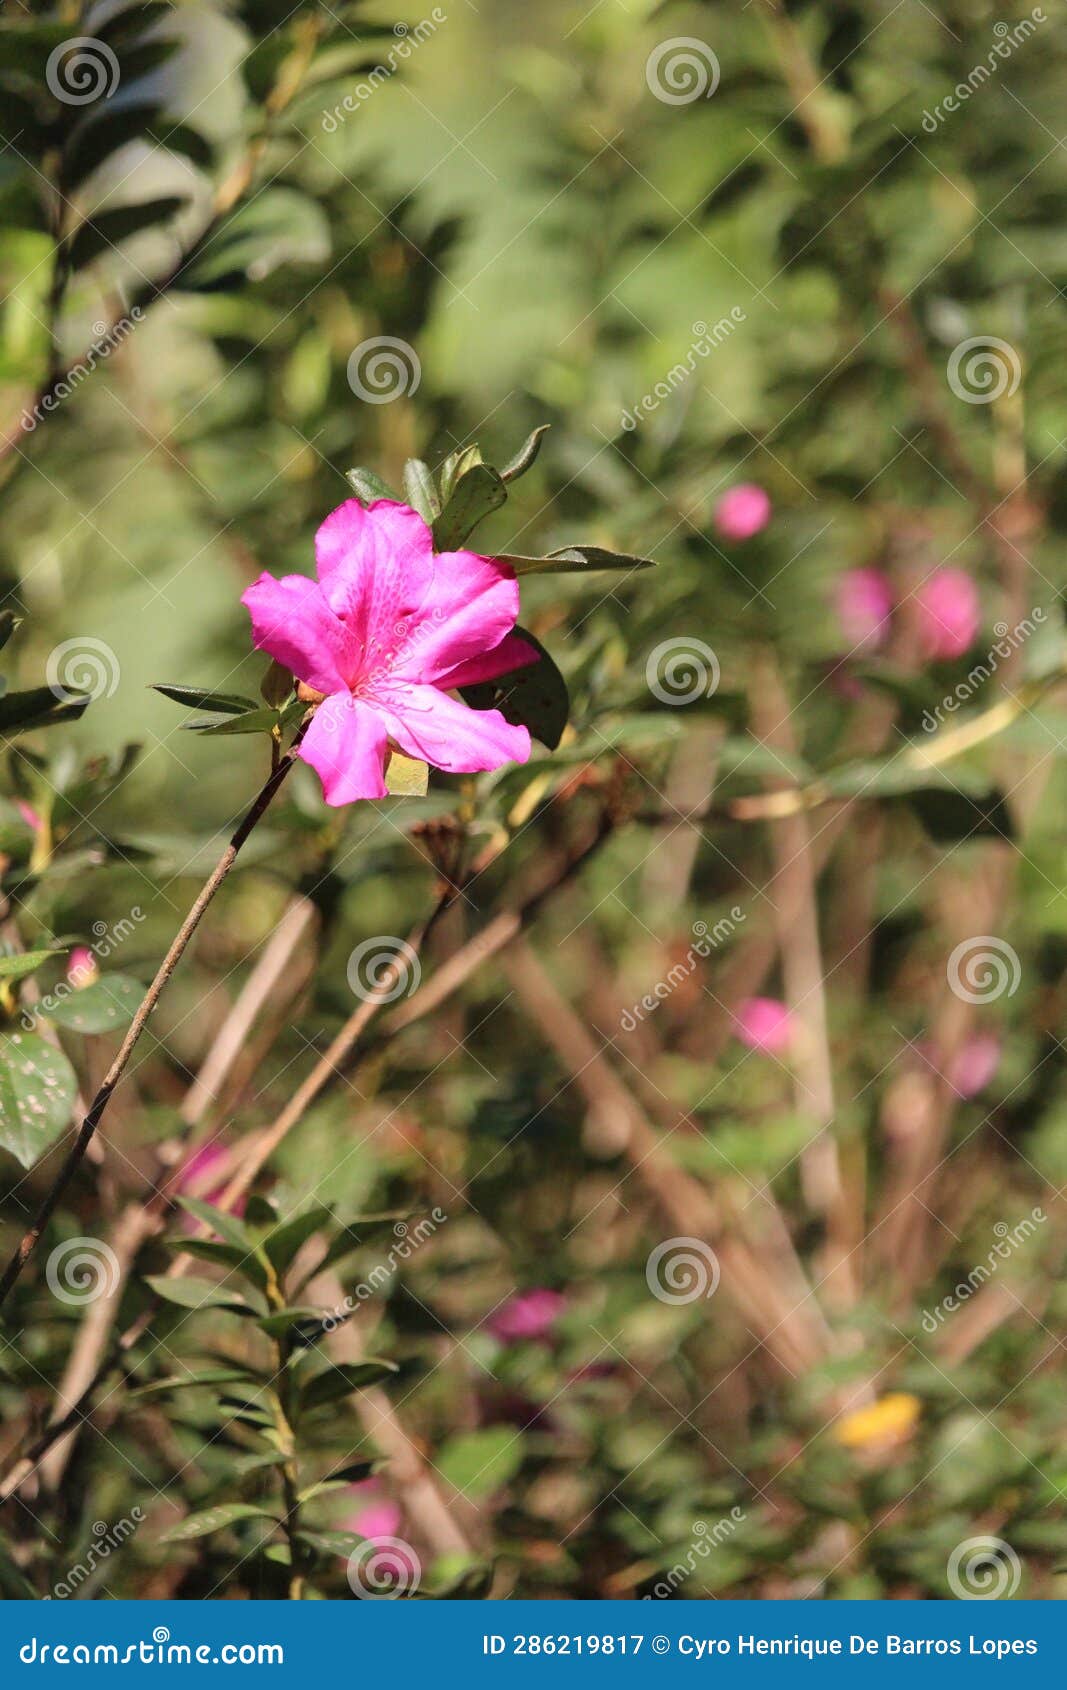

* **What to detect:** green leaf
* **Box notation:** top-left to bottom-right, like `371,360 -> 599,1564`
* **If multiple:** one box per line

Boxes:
0,611 -> 21,653
0,949 -> 65,983
0,1033 -> 77,1168
255,1308 -> 327,1343
499,424 -> 550,483
184,707 -> 280,736
128,1367 -> 258,1399
175,1196 -> 251,1252
436,445 -> 482,504
346,467 -> 400,505
497,544 -> 656,577
437,1427 -> 525,1500
152,685 -> 258,715
0,687 -> 90,737
183,188 -> 330,287
402,458 -> 440,521
300,1359 -> 398,1412
144,1275 -> 252,1313
260,660 -> 293,708
161,1503 -> 279,1543
431,463 -> 506,551
385,751 -> 429,797
67,197 -> 186,271
47,972 -> 143,1034
460,626 -> 568,750
262,1204 -> 333,1275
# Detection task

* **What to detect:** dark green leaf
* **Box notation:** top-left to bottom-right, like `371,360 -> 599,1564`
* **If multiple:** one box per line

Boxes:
300,1359 -> 398,1411
184,707 -> 280,736
262,1204 -> 333,1274
402,458 -> 440,521
499,423 -> 550,483
0,687 -> 90,737
161,1503 -> 278,1543
67,196 -> 186,270
143,1274 -> 252,1313
152,684 -> 258,715
460,626 -> 568,750
431,463 -> 506,551
496,544 -> 656,577
259,660 -> 292,708
174,1197 -> 250,1252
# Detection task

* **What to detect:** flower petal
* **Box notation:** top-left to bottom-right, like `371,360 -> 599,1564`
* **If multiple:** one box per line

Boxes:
299,691 -> 389,805
314,499 -> 434,662
393,549 -> 521,685
376,681 -> 530,774
434,631 -> 540,690
242,573 -> 357,695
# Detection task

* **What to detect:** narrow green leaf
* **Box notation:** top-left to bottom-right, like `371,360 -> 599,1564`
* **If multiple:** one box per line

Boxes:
152,685 -> 257,715
0,612 -> 21,653
262,1204 -> 333,1275
498,544 -> 656,577
128,1368 -> 257,1399
68,197 -> 186,271
161,1503 -> 278,1543
184,708 -> 280,736
300,1359 -> 398,1411
499,423 -> 550,483
0,687 -> 90,736
437,1427 -> 525,1500
144,1274 -> 253,1313
175,1197 -> 251,1252
0,949 -> 65,983
259,660 -> 292,708
431,464 -> 506,552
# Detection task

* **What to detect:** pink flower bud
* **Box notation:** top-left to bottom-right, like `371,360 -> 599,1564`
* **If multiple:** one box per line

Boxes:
342,1481 -> 401,1543
67,947 -> 98,989
915,568 -> 980,659
16,802 -> 41,832
836,568 -> 893,651
734,997 -> 793,1054
948,1034 -> 1001,1099
713,484 -> 771,541
488,1288 -> 565,1343
176,1141 -> 246,1221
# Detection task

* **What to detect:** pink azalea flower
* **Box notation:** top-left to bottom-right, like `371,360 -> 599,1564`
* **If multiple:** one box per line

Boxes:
16,801 -> 41,832
735,996 -> 793,1054
488,1288 -> 565,1343
66,946 -> 98,988
242,500 -> 538,806
949,1034 -> 1001,1098
342,1481 -> 401,1543
915,568 -> 980,660
713,484 -> 771,541
836,568 -> 893,652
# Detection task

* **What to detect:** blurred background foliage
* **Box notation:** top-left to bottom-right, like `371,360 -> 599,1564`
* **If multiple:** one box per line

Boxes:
1,0 -> 1067,1600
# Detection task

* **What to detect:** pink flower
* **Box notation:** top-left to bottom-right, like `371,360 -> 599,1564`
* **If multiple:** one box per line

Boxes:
16,801 -> 41,832
488,1289 -> 565,1343
915,568 -> 980,660
735,997 -> 793,1054
949,1034 -> 1000,1098
836,568 -> 893,652
342,1481 -> 401,1543
176,1141 -> 246,1220
242,500 -> 538,806
713,484 -> 771,541
67,947 -> 98,988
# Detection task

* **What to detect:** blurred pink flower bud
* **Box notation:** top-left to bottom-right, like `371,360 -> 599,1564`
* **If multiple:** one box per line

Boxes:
915,568 -> 980,659
735,997 -> 793,1054
488,1288 -> 565,1343
836,568 -> 893,651
16,801 -> 41,832
176,1141 -> 246,1220
948,1034 -> 1001,1099
67,947 -> 98,989
342,1481 -> 401,1543
713,484 -> 771,541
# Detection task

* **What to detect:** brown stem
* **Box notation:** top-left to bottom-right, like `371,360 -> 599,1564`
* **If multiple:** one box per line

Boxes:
0,726 -> 306,1312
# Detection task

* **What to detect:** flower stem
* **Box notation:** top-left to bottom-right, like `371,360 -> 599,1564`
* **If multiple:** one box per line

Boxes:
0,727 -> 306,1313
